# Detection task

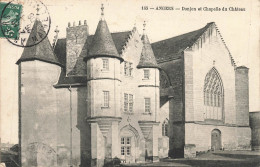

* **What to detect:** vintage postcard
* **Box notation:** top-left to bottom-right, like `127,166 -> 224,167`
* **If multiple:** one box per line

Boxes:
0,0 -> 259,167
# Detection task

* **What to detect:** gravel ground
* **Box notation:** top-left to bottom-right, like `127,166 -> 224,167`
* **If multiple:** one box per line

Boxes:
121,151 -> 260,167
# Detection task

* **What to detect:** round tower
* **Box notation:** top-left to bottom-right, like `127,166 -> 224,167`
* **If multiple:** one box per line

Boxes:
83,4 -> 122,166
17,18 -> 62,166
137,21 -> 160,122
136,21 -> 160,162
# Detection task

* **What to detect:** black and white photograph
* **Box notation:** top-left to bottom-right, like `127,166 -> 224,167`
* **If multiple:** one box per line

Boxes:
0,0 -> 259,167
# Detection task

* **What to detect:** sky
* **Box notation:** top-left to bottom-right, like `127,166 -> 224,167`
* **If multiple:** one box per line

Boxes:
0,0 -> 259,144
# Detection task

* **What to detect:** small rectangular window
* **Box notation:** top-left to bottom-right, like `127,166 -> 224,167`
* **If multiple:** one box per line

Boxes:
124,93 -> 134,112
121,137 -> 125,144
144,69 -> 150,79
129,94 -> 133,112
124,61 -> 133,76
121,146 -> 125,155
144,98 -> 151,113
126,137 -> 131,144
165,123 -> 168,136
102,59 -> 109,70
124,93 -> 128,112
129,63 -> 133,76
124,62 -> 128,75
126,146 -> 131,155
103,91 -> 109,107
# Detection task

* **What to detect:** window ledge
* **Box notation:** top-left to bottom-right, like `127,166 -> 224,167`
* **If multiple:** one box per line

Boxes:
124,75 -> 133,78
142,112 -> 152,115
204,119 -> 224,124
101,107 -> 110,109
123,112 -> 134,115
142,78 -> 149,80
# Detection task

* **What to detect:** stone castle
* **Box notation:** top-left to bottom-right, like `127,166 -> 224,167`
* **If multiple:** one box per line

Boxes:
17,5 -> 251,167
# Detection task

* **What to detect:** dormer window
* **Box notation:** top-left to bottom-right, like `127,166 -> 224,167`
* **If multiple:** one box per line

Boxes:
144,69 -> 150,79
102,59 -> 109,70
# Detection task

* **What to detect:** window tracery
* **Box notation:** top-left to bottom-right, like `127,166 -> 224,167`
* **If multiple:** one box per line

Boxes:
204,68 -> 224,121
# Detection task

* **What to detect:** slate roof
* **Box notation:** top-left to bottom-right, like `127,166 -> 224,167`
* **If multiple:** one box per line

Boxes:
36,21 -> 231,92
54,38 -> 66,66
151,22 -> 216,99
111,31 -> 131,54
137,34 -> 159,69
16,20 -> 62,66
54,31 -> 132,87
54,69 -> 87,88
85,20 -> 123,61
152,22 -> 214,63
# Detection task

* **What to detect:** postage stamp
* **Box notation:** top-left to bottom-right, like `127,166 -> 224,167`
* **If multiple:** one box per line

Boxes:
0,0 -> 51,47
0,2 -> 22,39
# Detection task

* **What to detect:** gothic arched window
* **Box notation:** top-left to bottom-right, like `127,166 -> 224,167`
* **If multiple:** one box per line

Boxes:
162,119 -> 168,137
204,68 -> 224,121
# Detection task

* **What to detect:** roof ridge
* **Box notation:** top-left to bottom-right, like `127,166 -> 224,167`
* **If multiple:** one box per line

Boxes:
111,30 -> 131,34
214,24 -> 236,68
185,22 -> 236,68
152,22 -> 214,44
120,27 -> 139,55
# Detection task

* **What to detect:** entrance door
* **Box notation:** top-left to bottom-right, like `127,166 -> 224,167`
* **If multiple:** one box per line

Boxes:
211,129 -> 221,150
120,137 -> 134,163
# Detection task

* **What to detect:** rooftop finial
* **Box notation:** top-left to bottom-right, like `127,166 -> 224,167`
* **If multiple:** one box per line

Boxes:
101,3 -> 104,20
52,26 -> 59,48
143,20 -> 146,34
132,21 -> 137,32
36,4 -> 40,19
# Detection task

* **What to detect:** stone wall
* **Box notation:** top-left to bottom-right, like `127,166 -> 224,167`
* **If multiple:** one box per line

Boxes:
19,61 -> 60,166
185,123 -> 241,151
184,23 -> 236,124
158,58 -> 184,158
250,112 -> 260,151
66,22 -> 89,76
183,23 -> 251,155
19,60 -> 83,167
235,67 -> 250,126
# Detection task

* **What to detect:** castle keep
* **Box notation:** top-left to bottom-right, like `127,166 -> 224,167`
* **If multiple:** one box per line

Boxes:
17,5 -> 251,167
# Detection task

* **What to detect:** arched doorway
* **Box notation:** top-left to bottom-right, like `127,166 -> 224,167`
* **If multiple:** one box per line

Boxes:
120,125 -> 139,163
211,129 -> 222,150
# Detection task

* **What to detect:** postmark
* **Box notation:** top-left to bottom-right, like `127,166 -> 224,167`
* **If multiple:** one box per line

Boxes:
0,2 -> 22,39
0,0 -> 51,47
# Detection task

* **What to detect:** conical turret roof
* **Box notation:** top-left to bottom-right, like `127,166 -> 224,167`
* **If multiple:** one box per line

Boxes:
137,34 -> 159,69
85,20 -> 122,61
16,20 -> 62,66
